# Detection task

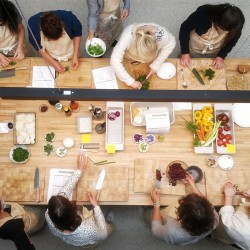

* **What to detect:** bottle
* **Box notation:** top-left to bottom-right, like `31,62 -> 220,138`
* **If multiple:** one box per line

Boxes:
70,101 -> 80,113
55,102 -> 63,112
64,107 -> 72,117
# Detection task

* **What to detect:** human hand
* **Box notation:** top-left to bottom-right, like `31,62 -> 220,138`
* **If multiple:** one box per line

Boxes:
213,57 -> 224,69
180,54 -> 191,67
52,60 -> 65,73
0,53 -> 10,67
182,172 -> 195,186
131,80 -> 142,89
14,47 -> 24,60
242,189 -> 250,198
77,153 -> 88,172
224,182 -> 236,198
150,188 -> 160,204
121,9 -> 129,20
71,56 -> 79,70
87,33 -> 94,42
87,191 -> 99,207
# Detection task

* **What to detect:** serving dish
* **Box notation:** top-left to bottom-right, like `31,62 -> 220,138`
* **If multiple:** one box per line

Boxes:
186,166 -> 203,183
227,74 -> 249,90
218,155 -> 234,170
156,62 -> 176,80
86,38 -> 106,57
9,145 -> 30,164
233,103 -> 250,128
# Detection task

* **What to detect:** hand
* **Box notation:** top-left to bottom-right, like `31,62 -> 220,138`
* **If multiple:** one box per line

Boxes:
0,53 -> 10,67
14,47 -> 24,60
87,33 -> 94,42
224,182 -> 236,198
150,188 -> 160,204
121,9 -> 129,20
182,172 -> 195,186
87,191 -> 99,207
242,188 -> 250,198
131,80 -> 142,89
71,56 -> 79,70
180,54 -> 191,67
52,60 -> 65,73
77,153 -> 88,172
213,57 -> 224,69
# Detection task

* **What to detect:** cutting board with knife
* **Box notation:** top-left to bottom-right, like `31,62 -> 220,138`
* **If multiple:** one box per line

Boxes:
205,169 -> 250,205
77,165 -> 129,202
177,59 -> 227,90
0,167 -> 45,202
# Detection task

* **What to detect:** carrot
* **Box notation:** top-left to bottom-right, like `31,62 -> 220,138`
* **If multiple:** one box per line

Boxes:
200,123 -> 205,141
196,129 -> 203,141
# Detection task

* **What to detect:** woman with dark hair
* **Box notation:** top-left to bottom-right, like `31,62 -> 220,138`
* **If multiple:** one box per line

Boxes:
0,0 -> 25,66
46,153 -> 113,248
146,172 -> 219,245
179,3 -> 245,69
28,10 -> 82,73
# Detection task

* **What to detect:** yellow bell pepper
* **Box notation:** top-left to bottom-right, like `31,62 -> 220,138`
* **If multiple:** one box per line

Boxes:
202,106 -> 213,115
194,110 -> 202,120
202,113 -> 213,123
204,125 -> 213,132
195,120 -> 203,129
203,120 -> 214,127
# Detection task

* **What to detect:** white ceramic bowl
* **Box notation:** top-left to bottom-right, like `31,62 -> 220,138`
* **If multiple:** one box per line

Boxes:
86,38 -> 106,57
56,146 -> 67,157
218,155 -> 234,170
9,145 -> 30,164
157,62 -> 176,80
63,137 -> 74,149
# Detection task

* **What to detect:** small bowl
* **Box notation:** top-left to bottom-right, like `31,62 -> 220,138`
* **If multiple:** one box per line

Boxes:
218,155 -> 234,170
138,142 -> 149,153
56,146 -> 67,157
86,38 -> 106,57
166,160 -> 188,186
157,62 -> 176,80
145,134 -> 156,144
206,155 -> 218,168
133,133 -> 143,143
63,137 -> 74,149
186,166 -> 203,183
45,132 -> 55,143
43,144 -> 54,156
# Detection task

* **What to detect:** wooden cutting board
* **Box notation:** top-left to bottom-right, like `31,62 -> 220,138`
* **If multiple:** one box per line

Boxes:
177,59 -> 227,90
205,169 -> 250,205
77,165 -> 128,202
1,167 -> 45,202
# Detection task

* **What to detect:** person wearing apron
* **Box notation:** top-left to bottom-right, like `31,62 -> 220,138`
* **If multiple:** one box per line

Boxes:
87,0 -> 130,50
146,172 -> 219,245
211,182 -> 250,249
28,10 -> 82,73
0,0 -> 25,67
179,4 -> 245,69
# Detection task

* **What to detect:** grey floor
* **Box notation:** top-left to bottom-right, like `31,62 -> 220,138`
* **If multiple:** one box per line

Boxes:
1,206 -> 236,250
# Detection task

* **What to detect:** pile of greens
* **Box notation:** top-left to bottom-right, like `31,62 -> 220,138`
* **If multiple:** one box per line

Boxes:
136,74 -> 150,90
44,144 -> 54,156
12,147 -> 29,162
45,132 -> 55,143
204,68 -> 215,80
88,44 -> 104,56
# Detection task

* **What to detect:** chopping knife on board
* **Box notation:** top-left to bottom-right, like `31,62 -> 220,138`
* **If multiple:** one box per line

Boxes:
95,169 -> 106,200
34,167 -> 40,203
0,66 -> 27,78
189,67 -> 205,85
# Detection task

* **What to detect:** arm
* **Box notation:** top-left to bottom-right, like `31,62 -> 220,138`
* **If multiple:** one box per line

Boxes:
121,0 -> 130,20
183,172 -> 203,196
28,13 -> 42,51
71,36 -> 81,69
14,23 -> 25,59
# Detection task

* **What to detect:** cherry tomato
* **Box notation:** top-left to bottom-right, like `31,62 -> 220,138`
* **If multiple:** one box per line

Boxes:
225,134 -> 232,140
223,140 -> 231,147
217,139 -> 224,146
218,133 -> 225,139
224,125 -> 231,132
218,127 -> 223,133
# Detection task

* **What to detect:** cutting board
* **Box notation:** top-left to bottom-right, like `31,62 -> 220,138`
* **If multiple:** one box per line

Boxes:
134,159 -> 186,195
1,167 -> 45,202
177,59 -> 227,90
205,169 -> 250,205
77,165 -> 129,202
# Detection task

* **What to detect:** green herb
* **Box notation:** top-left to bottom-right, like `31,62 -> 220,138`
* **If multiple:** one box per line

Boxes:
12,147 -> 29,162
64,66 -> 70,73
204,68 -> 215,80
88,44 -> 104,56
44,144 -> 54,155
45,132 -> 55,143
136,74 -> 150,90
9,61 -> 17,66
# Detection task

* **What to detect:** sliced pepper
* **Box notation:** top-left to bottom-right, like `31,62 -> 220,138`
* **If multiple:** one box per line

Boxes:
204,125 -> 213,132
194,110 -> 202,120
203,120 -> 214,127
202,106 -> 213,115
202,113 -> 213,123
195,120 -> 203,129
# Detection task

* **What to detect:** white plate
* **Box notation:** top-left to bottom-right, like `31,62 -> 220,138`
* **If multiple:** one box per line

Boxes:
218,155 -> 234,170
233,103 -> 250,127
138,142 -> 149,153
157,62 -> 176,80
9,145 -> 30,164
56,146 -> 67,157
86,38 -> 106,57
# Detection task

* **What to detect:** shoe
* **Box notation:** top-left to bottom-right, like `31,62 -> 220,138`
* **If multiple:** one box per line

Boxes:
105,211 -> 115,224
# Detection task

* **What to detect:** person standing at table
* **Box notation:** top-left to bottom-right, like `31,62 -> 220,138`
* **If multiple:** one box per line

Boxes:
0,0 -> 25,67
110,23 -> 176,89
86,0 -> 130,49
179,3 -> 245,69
211,182 -> 250,249
28,10 -> 82,73
46,153 -> 114,248
142,173 -> 219,245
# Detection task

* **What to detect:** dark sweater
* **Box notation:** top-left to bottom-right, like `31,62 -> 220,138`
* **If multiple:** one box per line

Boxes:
179,5 -> 242,59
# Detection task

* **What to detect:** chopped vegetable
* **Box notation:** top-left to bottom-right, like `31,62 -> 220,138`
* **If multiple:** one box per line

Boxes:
167,162 -> 186,186
44,144 -> 54,155
12,147 -> 29,162
204,68 -> 215,80
194,110 -> 202,120
136,74 -> 150,90
88,44 -> 104,56
9,61 -> 17,66
64,65 -> 70,72
45,132 -> 55,143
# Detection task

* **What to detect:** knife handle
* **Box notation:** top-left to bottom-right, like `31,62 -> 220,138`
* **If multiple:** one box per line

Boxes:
15,67 -> 28,71
96,190 -> 101,201
36,188 -> 40,203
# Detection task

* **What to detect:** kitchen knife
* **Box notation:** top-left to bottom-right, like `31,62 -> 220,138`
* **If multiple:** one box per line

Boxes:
95,169 -> 106,200
191,68 -> 205,85
34,167 -> 40,203
0,67 -> 28,78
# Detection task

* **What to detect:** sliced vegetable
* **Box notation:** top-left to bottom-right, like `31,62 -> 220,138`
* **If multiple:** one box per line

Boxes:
194,110 -> 202,120
204,68 -> 215,80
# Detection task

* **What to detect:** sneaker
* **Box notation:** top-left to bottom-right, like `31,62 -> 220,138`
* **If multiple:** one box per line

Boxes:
105,211 -> 115,224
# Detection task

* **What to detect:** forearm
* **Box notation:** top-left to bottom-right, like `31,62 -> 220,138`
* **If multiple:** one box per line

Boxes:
152,206 -> 161,221
17,23 -> 25,50
39,49 -> 57,66
224,196 -> 233,206
73,36 -> 81,58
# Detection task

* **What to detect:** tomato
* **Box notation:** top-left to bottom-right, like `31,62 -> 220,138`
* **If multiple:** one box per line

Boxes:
224,125 -> 231,132
218,133 -> 225,139
217,139 -> 224,146
225,134 -> 232,140
218,127 -> 223,133
223,140 -> 231,147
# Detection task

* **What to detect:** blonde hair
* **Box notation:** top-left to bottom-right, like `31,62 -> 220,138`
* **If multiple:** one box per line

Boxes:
130,27 -> 157,63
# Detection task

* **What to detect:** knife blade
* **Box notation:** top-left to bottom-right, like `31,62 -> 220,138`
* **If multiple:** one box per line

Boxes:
191,68 -> 205,85
34,167 -> 40,203
95,169 -> 105,200
0,67 -> 27,78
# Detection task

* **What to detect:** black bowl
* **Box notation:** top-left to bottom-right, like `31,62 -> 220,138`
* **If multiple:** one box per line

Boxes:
186,166 -> 203,183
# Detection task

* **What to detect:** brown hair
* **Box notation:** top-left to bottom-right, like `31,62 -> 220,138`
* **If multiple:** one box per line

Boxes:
48,195 -> 82,231
176,193 -> 215,235
40,12 -> 64,40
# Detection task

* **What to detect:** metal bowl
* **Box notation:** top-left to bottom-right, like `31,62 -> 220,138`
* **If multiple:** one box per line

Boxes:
186,165 -> 203,183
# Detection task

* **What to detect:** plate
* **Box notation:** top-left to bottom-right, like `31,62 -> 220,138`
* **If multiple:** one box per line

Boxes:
138,142 -> 149,153
86,38 -> 106,57
186,166 -> 203,183
227,74 -> 249,90
9,145 -> 30,164
56,146 -> 67,157
218,155 -> 234,170
233,103 -> 250,127
157,62 -> 176,79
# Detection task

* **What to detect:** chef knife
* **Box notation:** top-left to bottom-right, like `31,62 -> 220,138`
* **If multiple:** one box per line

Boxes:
34,167 -> 40,203
95,169 -> 106,200
191,68 -> 205,85
0,67 -> 28,78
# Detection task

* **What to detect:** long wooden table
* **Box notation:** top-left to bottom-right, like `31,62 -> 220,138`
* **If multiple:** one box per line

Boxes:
0,57 -> 250,206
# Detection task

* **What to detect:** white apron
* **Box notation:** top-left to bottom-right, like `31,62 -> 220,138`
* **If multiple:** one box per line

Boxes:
0,25 -> 18,56
96,0 -> 122,49
40,28 -> 74,62
189,23 -> 228,58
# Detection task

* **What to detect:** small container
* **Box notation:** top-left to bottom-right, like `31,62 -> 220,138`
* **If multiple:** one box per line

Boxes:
64,107 -> 72,117
55,103 -> 63,112
39,104 -> 48,112
63,137 -> 74,148
70,101 -> 80,113
95,122 -> 106,134
218,155 -> 234,170
7,122 -> 13,130
206,155 -> 218,168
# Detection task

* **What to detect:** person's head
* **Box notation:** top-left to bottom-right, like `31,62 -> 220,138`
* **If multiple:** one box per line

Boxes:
40,12 -> 64,40
132,26 -> 157,63
0,0 -> 19,34
48,195 -> 82,231
176,193 -> 215,236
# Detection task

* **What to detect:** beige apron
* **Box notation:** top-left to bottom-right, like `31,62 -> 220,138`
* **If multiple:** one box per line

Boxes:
0,25 -> 18,56
40,28 -> 74,62
189,23 -> 228,58
96,0 -> 122,49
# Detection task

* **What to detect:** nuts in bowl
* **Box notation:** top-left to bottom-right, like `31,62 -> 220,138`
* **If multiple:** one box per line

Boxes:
206,155 -> 218,168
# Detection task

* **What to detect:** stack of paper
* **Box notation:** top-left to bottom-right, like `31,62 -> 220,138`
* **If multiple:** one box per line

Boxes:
32,66 -> 55,88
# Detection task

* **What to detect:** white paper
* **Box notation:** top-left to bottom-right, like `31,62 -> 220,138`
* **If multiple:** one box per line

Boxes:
92,66 -> 118,89
47,168 -> 75,202
173,102 -> 192,111
32,66 -> 55,88
0,123 -> 9,133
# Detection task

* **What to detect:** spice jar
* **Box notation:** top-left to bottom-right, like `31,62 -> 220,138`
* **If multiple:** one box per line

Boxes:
64,107 -> 72,117
70,101 -> 80,113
